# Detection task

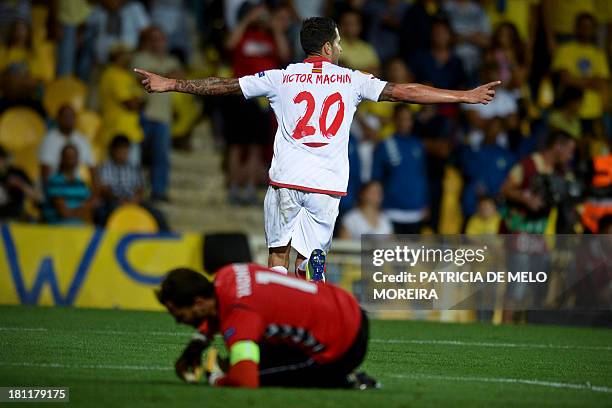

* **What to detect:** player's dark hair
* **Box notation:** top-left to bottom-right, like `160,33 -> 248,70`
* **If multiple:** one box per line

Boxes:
545,130 -> 573,148
156,268 -> 215,307
300,17 -> 338,56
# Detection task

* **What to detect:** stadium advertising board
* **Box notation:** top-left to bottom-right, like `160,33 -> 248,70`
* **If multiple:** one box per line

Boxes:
0,223 -> 203,310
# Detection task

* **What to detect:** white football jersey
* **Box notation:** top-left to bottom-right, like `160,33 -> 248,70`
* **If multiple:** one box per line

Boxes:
238,56 -> 387,195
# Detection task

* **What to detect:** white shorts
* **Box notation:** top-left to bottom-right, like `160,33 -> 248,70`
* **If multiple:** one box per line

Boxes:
264,186 -> 340,258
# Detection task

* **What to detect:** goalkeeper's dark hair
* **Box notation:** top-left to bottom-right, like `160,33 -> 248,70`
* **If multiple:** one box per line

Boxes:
300,17 -> 337,56
156,268 -> 214,307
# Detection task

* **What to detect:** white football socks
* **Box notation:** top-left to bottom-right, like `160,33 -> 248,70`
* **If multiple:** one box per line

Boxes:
271,265 -> 288,275
297,259 -> 308,273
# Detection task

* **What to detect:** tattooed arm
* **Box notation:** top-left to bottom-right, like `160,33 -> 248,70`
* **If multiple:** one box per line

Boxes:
378,81 -> 501,104
134,69 -> 242,96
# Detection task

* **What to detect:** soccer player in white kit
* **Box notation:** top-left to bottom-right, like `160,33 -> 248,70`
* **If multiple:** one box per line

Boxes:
135,17 -> 500,280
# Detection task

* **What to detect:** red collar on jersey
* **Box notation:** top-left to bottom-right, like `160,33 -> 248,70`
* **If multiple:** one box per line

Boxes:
303,56 -> 332,64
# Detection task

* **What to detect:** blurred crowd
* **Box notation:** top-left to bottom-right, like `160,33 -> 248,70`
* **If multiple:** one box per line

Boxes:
0,0 -> 610,236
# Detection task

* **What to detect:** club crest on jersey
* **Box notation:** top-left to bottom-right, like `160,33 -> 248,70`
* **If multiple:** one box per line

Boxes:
224,327 -> 236,341
257,71 -> 265,77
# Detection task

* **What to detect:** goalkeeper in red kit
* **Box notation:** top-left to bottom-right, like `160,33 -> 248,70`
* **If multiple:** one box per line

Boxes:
156,263 -> 377,389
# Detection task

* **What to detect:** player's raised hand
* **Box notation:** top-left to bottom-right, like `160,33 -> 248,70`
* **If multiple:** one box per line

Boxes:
464,81 -> 502,104
134,68 -> 174,93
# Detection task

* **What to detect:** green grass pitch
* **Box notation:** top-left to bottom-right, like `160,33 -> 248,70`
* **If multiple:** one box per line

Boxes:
0,305 -> 610,407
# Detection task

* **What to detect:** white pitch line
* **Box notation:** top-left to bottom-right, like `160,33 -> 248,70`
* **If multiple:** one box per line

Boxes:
0,327 -> 191,337
371,338 -> 612,352
0,362 -> 172,371
92,330 -> 190,337
1,362 -> 610,394
390,373 -> 612,394
0,327 -> 47,332
2,326 -> 611,352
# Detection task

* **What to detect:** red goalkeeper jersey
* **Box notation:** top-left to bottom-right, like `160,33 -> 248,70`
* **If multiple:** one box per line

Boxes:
203,263 -> 362,365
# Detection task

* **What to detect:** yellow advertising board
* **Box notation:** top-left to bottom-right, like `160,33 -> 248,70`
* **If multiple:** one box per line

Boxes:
0,223 -> 204,310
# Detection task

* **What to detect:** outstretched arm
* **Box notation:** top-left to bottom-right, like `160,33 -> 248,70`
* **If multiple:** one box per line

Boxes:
134,68 -> 242,96
378,81 -> 501,104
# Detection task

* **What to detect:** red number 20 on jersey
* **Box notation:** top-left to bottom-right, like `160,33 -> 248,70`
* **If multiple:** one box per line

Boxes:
292,91 -> 345,145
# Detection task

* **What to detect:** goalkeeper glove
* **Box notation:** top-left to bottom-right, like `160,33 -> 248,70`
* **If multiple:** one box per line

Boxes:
175,333 -> 209,383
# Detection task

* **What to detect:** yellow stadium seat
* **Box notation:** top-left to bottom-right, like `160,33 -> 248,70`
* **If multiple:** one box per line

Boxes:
106,204 -> 159,233
78,164 -> 92,187
77,110 -> 102,142
43,77 -> 87,118
537,76 -> 554,109
12,147 -> 39,182
33,41 -> 57,84
76,110 -> 103,165
0,108 -> 46,152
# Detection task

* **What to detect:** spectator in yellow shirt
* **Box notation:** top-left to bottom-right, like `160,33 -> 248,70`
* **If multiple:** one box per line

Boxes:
338,9 -> 381,76
99,44 -> 143,164
465,196 -> 501,235
360,58 -> 415,139
552,13 -> 610,136
482,0 -> 539,44
548,87 -> 583,141
0,20 -> 47,116
0,19 -> 54,84
543,0 -> 596,50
